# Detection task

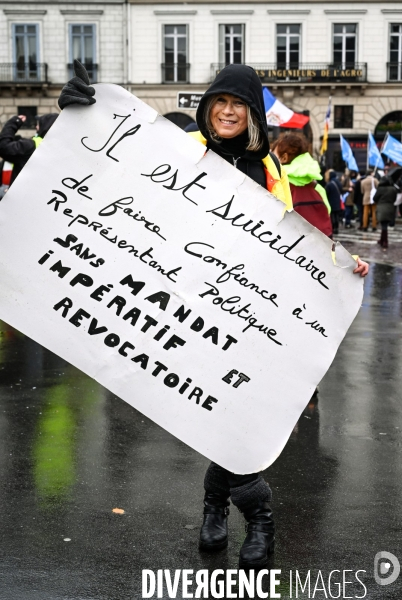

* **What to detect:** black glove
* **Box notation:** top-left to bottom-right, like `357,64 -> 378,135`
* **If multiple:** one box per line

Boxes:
58,59 -> 96,109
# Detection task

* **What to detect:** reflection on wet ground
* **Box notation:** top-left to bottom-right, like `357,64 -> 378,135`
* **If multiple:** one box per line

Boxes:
334,220 -> 402,267
0,262 -> 402,599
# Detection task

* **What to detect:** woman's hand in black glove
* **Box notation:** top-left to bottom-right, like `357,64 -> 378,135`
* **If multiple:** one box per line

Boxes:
58,60 -> 96,109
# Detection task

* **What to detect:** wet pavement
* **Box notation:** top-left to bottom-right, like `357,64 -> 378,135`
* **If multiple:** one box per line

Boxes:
333,217 -> 402,267
1,224 -> 402,600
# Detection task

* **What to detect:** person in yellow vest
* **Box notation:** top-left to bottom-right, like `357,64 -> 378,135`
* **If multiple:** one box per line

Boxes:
0,113 -> 58,185
59,61 -> 369,569
188,65 -> 288,568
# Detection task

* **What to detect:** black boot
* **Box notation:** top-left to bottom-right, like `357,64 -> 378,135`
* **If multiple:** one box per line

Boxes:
239,502 -> 275,569
199,492 -> 230,551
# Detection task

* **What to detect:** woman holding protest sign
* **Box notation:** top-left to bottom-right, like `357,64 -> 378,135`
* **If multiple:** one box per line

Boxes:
187,65 -> 288,568
59,61 -> 370,570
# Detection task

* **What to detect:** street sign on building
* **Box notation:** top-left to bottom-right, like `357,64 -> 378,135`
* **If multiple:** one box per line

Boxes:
177,92 -> 203,110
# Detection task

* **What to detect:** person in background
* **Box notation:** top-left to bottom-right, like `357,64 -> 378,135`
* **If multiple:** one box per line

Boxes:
272,131 -> 333,238
325,170 -> 343,235
373,175 -> 398,249
341,170 -> 356,229
360,169 -> 378,232
396,175 -> 402,219
388,173 -> 398,229
0,113 -> 58,185
353,175 -> 364,229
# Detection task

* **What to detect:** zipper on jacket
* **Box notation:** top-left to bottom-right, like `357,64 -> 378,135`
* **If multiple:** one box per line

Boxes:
233,157 -> 241,168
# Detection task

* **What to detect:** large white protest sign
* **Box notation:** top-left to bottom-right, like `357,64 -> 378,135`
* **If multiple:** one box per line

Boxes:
0,85 -> 363,473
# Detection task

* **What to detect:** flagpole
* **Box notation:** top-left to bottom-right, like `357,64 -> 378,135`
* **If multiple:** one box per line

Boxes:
379,132 -> 389,170
374,154 -> 380,177
369,130 -> 380,175
320,95 -> 331,170
380,131 -> 389,154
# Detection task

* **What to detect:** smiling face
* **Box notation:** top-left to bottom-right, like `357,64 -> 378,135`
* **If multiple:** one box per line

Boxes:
209,94 -> 248,139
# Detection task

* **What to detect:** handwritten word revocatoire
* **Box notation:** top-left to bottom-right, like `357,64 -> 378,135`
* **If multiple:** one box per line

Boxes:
53,295 -> 219,412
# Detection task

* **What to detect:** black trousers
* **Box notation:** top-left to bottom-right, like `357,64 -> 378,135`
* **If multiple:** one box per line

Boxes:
207,462 -> 259,489
331,209 -> 341,233
204,462 -> 272,512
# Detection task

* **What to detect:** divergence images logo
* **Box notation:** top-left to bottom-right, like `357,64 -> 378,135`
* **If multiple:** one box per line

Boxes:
374,552 -> 401,586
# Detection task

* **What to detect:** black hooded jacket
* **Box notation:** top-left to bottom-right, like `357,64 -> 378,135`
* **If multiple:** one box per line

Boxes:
373,176 -> 398,222
0,113 -> 58,185
325,172 -> 342,211
196,65 -> 271,188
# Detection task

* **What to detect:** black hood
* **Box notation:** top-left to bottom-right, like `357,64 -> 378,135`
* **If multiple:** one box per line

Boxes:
378,176 -> 394,187
196,64 -> 269,158
37,113 -> 58,138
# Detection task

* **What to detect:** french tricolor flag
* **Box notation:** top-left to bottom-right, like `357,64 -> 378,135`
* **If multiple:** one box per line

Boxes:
263,87 -> 309,129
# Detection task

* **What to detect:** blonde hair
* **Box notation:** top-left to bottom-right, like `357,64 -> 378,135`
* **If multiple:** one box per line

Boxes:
204,94 -> 264,152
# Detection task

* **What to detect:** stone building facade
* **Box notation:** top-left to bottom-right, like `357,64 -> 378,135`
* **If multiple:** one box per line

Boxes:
126,0 -> 402,167
1,0 -> 402,168
0,0 -> 126,136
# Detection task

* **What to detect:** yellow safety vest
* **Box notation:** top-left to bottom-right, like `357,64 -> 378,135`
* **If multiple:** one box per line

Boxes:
32,136 -> 43,148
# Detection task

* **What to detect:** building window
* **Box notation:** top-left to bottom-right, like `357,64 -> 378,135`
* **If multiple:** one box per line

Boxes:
12,24 -> 39,81
333,24 -> 357,68
17,106 -> 38,129
276,24 -> 300,68
219,25 -> 244,65
69,24 -> 97,83
334,105 -> 353,129
375,111 -> 402,135
163,25 -> 189,83
389,24 -> 402,80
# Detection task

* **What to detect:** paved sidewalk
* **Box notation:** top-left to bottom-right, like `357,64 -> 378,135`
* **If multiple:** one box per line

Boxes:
334,218 -> 402,267
0,258 -> 401,600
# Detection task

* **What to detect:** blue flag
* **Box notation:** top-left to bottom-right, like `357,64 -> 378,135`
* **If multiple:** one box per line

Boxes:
368,132 -> 384,169
381,133 -> 402,166
340,135 -> 359,172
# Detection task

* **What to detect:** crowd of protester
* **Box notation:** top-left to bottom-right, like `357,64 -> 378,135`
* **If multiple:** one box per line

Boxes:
325,163 -> 402,249
271,131 -> 402,250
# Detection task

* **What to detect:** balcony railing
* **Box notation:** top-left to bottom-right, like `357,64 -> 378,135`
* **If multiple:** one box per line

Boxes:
0,63 -> 48,83
211,63 -> 367,84
387,62 -> 402,82
161,63 -> 190,84
68,63 -> 98,84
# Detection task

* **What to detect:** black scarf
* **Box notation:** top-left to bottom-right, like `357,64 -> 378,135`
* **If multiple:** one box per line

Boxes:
207,131 -> 267,189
